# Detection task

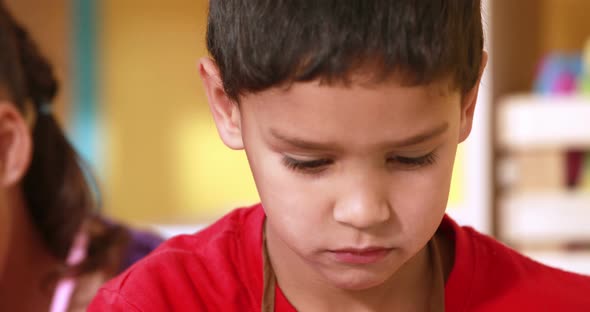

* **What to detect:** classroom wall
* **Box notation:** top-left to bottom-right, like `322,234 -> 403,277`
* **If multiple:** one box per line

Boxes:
99,0 -> 259,224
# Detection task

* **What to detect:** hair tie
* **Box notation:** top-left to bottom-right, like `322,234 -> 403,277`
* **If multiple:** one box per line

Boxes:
38,102 -> 53,115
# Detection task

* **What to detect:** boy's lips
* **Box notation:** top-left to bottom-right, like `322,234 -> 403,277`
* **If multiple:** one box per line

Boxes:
328,247 -> 393,265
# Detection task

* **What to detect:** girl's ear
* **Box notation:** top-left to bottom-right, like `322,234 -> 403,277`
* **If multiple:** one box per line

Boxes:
459,51 -> 488,143
198,57 -> 244,150
0,102 -> 32,186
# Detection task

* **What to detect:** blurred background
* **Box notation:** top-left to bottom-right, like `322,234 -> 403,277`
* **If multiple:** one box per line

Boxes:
5,0 -> 590,275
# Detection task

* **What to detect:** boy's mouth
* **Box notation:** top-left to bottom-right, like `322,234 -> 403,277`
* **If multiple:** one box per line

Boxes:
328,247 -> 393,265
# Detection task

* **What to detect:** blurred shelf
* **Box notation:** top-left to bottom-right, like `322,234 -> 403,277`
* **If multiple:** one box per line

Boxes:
500,191 -> 590,244
523,250 -> 590,276
498,94 -> 590,150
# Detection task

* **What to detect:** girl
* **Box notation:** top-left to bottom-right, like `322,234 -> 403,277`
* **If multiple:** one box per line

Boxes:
0,3 -> 162,311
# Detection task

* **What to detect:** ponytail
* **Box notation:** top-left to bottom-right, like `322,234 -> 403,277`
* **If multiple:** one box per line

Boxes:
0,3 -> 127,277
23,111 -> 93,261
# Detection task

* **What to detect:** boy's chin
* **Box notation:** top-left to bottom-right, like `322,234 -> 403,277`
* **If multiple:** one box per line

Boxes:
320,267 -> 395,291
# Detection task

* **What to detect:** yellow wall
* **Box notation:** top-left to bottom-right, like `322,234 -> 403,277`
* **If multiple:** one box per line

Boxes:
540,0 -> 590,53
100,0 -> 258,224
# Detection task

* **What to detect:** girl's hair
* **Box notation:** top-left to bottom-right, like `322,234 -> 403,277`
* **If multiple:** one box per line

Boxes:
0,3 -> 126,277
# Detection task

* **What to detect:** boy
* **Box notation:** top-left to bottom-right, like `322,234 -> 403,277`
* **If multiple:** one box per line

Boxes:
90,1 -> 590,311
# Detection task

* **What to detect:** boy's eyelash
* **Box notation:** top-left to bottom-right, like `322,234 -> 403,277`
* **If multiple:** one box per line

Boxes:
391,152 -> 438,168
282,157 -> 333,172
282,152 -> 438,174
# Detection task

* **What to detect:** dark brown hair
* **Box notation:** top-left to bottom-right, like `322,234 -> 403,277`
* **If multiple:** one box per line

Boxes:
207,0 -> 484,100
0,3 -> 125,277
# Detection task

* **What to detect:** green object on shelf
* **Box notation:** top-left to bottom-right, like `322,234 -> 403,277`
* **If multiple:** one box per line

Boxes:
582,76 -> 590,94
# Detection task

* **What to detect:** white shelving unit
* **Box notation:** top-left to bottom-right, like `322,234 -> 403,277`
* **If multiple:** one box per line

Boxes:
500,192 -> 590,244
497,94 -> 590,276
498,94 -> 590,150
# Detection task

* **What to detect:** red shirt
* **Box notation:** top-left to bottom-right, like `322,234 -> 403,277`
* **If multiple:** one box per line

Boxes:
89,204 -> 590,311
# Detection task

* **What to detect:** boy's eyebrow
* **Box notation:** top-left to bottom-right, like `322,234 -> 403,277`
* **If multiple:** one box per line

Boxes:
269,122 -> 449,150
393,122 -> 449,147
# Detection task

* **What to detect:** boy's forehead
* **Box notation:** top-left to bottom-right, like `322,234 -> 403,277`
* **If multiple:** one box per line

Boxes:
240,76 -> 460,149
267,120 -> 451,152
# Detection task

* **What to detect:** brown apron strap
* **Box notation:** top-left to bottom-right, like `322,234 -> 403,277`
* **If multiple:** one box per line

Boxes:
261,234 -> 446,312
261,227 -> 276,312
429,234 -> 446,312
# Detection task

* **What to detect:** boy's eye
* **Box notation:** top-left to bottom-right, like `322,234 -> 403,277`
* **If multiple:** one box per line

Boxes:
282,156 -> 333,173
282,152 -> 437,174
389,152 -> 438,169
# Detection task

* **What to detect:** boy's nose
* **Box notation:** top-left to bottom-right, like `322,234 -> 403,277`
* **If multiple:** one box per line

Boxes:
332,183 -> 391,230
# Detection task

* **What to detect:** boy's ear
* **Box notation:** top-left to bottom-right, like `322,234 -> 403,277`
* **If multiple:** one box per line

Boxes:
198,57 -> 244,150
0,102 -> 32,187
459,51 -> 488,143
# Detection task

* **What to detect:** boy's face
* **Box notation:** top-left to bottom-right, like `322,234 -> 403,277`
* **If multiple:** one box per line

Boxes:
201,60 -> 480,290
